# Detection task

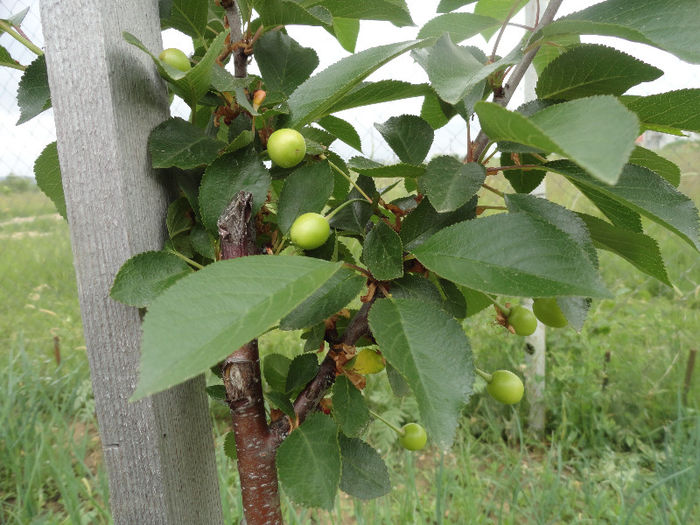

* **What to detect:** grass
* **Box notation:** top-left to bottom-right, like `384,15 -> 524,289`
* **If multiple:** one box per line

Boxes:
1,153 -> 699,524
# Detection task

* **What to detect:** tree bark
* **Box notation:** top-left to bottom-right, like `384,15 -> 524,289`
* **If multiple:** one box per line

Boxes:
218,192 -> 283,525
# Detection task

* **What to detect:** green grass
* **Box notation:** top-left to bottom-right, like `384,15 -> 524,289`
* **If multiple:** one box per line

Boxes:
1,162 -> 699,524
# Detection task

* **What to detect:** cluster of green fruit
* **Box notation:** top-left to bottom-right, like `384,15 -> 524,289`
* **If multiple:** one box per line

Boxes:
505,298 -> 568,335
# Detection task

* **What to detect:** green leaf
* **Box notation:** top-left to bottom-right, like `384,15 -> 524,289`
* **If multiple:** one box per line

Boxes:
33,142 -> 66,220
276,413 -> 340,509
628,146 -> 681,187
328,176 -> 375,234
437,0 -> 477,12
427,36 -> 520,105
374,115 -> 434,165
280,268 -> 365,330
338,434 -> 391,499
368,298 -> 473,447
413,213 -> 610,298
362,221 -> 404,280
287,40 -> 427,127
438,278 -> 467,319
255,1 -> 333,27
124,31 -> 227,108
421,90 -> 457,129
277,163 -> 334,234
166,197 -> 193,238
537,0 -> 700,64
162,0 -> 207,40
205,384 -> 227,403
347,158 -> 425,178
532,34 -> 580,76
623,89 -> 700,133
462,286 -> 492,317
578,213 -> 671,286
504,193 -> 597,267
199,148 -> 271,234
3,6 -> 29,27
264,353 -> 292,392
16,54 -> 50,125
149,117 -> 225,169
546,160 -> 700,251
190,225 -> 216,260
223,431 -> 237,460
133,256 -> 342,399
400,197 -> 476,251
285,354 -> 319,395
317,0 -> 414,27
536,44 -> 662,100
574,183 -> 643,233
419,158 -> 485,213
110,251 -> 193,308
328,17 -> 360,52
318,115 -> 362,151
417,12 -> 500,42
254,31 -> 319,96
474,0 -> 528,39
475,97 -> 639,184
332,376 -> 369,438
0,45 -> 20,68
265,391 -> 296,420
390,274 -> 443,306
500,152 -> 546,194
329,80 -> 431,114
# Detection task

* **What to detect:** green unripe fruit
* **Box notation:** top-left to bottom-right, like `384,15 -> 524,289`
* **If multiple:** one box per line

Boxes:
532,298 -> 568,328
159,48 -> 191,72
398,423 -> 427,451
486,370 -> 524,405
290,213 -> 330,250
508,305 -> 537,336
267,128 -> 306,168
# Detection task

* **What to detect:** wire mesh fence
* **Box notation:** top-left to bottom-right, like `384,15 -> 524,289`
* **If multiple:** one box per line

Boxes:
0,0 -> 55,179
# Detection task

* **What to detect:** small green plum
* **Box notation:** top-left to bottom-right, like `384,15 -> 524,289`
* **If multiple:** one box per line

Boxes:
486,370 -> 524,405
533,298 -> 568,328
508,305 -> 537,336
159,48 -> 191,72
290,213 -> 330,250
398,423 -> 427,451
267,128 -> 306,168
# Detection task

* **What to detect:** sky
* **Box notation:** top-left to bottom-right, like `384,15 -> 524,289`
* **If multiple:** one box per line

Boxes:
1,0 -> 699,177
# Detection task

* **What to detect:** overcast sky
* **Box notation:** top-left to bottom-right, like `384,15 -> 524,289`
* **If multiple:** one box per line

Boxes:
2,0 -> 699,176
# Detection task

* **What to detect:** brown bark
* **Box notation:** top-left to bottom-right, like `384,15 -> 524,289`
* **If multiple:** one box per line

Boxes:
218,191 -> 283,525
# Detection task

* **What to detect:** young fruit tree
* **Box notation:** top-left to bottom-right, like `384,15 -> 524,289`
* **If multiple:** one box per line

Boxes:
8,0 -> 700,523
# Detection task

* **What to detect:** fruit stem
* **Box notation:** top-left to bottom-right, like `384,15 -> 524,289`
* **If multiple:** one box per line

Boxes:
486,294 -> 510,316
168,249 -> 205,270
324,158 -> 374,204
324,198 -> 368,220
368,409 -> 404,436
0,21 -> 43,56
474,367 -> 493,383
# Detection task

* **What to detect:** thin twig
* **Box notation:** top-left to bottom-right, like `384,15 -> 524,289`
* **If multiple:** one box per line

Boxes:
491,0 -> 523,61
473,0 -> 564,161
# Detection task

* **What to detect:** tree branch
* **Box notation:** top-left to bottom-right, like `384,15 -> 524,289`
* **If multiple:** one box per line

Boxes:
218,191 -> 283,525
472,0 -> 564,161
269,297 -> 377,446
220,0 -> 247,77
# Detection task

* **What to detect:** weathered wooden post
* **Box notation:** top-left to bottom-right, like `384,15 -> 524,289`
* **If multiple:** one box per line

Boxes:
40,1 -> 224,523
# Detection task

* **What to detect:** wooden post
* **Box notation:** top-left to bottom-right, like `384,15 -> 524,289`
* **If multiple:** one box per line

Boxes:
40,1 -> 224,523
522,0 -> 547,440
